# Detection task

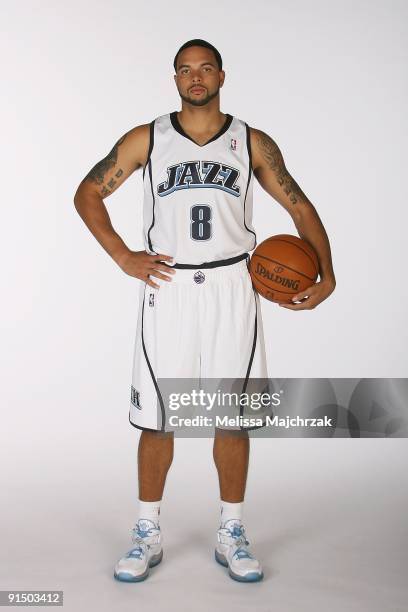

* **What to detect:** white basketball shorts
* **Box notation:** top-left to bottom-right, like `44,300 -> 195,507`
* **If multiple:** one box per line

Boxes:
129,255 -> 270,432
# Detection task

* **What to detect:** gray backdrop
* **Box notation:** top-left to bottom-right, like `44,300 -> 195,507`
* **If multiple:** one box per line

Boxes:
1,1 -> 407,610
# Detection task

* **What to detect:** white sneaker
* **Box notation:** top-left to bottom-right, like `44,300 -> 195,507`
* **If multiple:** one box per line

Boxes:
114,519 -> 163,582
215,519 -> 264,582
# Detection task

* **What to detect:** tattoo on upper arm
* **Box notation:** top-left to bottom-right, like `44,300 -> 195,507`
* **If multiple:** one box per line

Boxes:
256,131 -> 307,205
83,134 -> 127,197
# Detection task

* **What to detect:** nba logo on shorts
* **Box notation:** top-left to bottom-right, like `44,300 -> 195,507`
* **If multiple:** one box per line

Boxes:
131,385 -> 142,410
230,138 -> 237,151
149,293 -> 155,307
194,270 -> 205,284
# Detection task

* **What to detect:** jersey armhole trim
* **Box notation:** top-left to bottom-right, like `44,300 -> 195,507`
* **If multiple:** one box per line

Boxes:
142,119 -> 155,179
245,123 -> 253,173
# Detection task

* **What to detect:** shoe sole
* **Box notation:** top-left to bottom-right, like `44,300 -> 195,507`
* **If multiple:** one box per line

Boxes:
214,549 -> 264,582
114,549 -> 163,582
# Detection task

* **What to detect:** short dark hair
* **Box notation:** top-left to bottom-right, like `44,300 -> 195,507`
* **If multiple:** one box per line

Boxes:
173,39 -> 223,72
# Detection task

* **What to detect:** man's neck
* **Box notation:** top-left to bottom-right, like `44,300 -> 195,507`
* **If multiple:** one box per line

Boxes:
177,105 -> 226,134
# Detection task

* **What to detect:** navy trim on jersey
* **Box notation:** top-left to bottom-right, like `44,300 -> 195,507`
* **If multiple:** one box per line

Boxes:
146,159 -> 156,252
246,122 -> 254,170
141,289 -> 166,431
142,119 -> 155,180
163,251 -> 249,270
238,286 -> 267,432
243,123 -> 257,250
170,111 -> 233,147
242,287 -> 258,398
235,287 -> 273,433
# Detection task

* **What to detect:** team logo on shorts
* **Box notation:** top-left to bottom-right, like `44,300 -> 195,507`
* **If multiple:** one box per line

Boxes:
149,293 -> 155,307
230,138 -> 237,150
131,385 -> 142,410
193,270 -> 205,284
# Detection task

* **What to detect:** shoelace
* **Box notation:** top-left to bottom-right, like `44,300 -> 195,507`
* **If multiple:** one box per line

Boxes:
130,523 -> 161,549
131,531 -> 147,544
234,533 -> 250,548
231,532 -> 253,560
219,525 -> 254,560
222,524 -> 249,545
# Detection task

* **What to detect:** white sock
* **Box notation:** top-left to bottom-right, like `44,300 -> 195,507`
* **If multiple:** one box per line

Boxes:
220,500 -> 243,527
138,499 -> 161,526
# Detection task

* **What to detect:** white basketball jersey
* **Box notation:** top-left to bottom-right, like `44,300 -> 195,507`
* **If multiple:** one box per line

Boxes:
142,111 -> 257,264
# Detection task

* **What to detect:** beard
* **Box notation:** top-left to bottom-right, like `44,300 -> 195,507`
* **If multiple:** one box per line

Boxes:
178,85 -> 220,107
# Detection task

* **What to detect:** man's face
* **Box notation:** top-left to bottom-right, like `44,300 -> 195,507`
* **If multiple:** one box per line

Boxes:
174,46 -> 225,107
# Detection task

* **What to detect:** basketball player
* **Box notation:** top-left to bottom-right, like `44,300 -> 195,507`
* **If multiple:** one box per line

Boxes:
74,39 -> 336,583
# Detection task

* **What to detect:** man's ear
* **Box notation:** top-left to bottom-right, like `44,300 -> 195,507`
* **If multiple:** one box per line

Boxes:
220,70 -> 226,87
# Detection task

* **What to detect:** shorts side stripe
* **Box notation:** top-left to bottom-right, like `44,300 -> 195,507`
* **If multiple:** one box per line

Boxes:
140,288 -> 166,431
241,288 -> 258,404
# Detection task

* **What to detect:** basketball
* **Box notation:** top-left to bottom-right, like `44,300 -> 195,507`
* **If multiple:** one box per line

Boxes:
249,234 -> 319,304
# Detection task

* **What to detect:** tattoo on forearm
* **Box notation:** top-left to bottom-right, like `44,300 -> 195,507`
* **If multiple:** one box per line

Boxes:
83,134 -> 126,195
256,131 -> 306,205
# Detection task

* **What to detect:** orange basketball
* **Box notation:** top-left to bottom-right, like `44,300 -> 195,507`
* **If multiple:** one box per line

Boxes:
249,234 -> 319,304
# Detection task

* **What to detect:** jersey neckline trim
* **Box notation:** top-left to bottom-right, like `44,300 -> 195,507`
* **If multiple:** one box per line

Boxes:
169,111 -> 234,147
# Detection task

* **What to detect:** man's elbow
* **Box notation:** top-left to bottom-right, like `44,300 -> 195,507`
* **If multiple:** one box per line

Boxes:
73,180 -> 84,207
292,199 -> 318,225
73,179 -> 94,211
